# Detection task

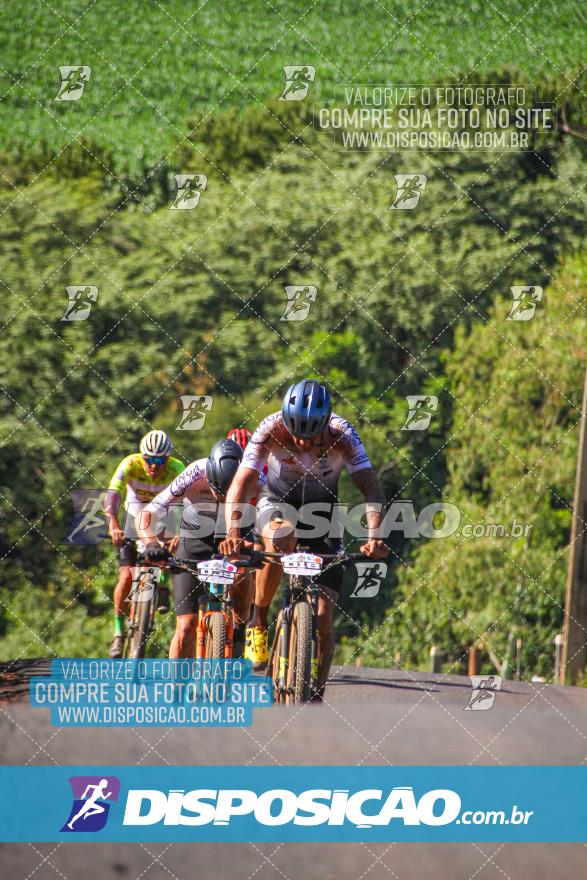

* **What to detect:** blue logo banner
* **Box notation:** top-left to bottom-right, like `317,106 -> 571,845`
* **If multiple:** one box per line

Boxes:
0,766 -> 584,842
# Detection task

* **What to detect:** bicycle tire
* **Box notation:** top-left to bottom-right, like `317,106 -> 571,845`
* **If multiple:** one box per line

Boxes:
205,613 -> 227,659
286,601 -> 312,704
269,614 -> 285,703
127,595 -> 152,658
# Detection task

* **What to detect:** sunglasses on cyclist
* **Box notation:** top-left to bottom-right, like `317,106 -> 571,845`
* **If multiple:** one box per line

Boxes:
143,455 -> 168,467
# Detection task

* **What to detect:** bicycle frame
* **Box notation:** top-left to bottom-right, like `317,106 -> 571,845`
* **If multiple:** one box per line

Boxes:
196,579 -> 234,659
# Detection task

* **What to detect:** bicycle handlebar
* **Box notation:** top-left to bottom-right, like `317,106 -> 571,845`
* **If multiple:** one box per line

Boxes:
165,549 -> 372,577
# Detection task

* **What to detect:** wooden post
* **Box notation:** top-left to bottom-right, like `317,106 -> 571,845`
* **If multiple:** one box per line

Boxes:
430,645 -> 443,674
468,643 -> 482,676
562,368 -> 587,684
553,633 -> 564,684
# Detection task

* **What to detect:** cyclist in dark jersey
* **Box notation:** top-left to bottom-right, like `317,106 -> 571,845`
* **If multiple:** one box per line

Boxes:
138,439 -> 263,658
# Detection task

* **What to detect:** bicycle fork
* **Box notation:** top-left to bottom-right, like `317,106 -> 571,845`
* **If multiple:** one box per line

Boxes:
275,579 -> 320,695
276,581 -> 292,692
309,580 -> 319,693
196,582 -> 233,659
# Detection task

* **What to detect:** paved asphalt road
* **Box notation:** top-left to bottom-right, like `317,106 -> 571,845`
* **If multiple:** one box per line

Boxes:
1,661 -> 585,879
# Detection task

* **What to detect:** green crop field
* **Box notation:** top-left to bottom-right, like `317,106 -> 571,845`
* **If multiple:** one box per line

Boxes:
1,0 -> 585,172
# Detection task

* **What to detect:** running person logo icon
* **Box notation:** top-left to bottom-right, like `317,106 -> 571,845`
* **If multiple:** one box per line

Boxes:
280,65 -> 316,100
390,174 -> 427,210
64,490 -> 108,544
54,66 -> 91,101
60,776 -> 120,832
170,174 -> 208,210
506,285 -> 543,321
350,561 -> 388,598
402,395 -> 438,431
177,394 -> 213,430
464,675 -> 502,711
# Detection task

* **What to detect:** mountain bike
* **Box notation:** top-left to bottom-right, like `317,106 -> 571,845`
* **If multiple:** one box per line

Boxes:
123,540 -> 170,659
166,553 -> 254,659
239,549 -> 368,704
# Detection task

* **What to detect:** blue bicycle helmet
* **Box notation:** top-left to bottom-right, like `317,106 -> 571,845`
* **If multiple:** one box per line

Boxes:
281,379 -> 332,438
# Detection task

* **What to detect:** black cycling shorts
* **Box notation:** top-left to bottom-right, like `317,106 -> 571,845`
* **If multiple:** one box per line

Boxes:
172,524 -> 256,617
256,493 -> 345,595
171,533 -> 217,617
118,540 -> 138,567
256,532 -> 345,596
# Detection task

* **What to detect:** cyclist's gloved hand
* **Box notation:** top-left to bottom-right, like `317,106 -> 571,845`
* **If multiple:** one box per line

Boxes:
144,543 -> 170,562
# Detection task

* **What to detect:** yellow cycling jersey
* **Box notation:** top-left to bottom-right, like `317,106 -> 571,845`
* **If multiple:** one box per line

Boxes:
105,453 -> 185,513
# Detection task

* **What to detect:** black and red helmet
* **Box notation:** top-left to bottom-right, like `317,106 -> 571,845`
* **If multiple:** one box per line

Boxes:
226,427 -> 253,451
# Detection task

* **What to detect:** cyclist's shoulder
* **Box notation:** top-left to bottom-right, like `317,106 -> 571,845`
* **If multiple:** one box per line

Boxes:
328,412 -> 359,436
252,411 -> 285,442
166,457 -> 186,477
172,457 -> 207,485
113,453 -> 142,475
327,413 -> 367,449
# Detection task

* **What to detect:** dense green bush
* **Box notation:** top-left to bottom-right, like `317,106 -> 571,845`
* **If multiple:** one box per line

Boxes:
1,83 -> 587,664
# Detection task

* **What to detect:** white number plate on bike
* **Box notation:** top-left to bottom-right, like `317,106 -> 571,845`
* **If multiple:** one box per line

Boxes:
281,552 -> 323,576
197,559 -> 237,584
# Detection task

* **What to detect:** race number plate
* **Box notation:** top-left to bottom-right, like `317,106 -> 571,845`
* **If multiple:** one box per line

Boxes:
281,552 -> 323,576
197,559 -> 237,584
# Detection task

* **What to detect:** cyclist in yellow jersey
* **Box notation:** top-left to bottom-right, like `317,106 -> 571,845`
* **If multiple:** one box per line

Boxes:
104,430 -> 184,658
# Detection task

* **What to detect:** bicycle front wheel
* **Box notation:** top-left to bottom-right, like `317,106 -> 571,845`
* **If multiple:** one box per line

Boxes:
126,596 -> 152,658
286,601 -> 312,704
205,613 -> 227,659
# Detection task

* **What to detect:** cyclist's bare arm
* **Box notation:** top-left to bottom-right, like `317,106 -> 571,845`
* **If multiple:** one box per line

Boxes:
135,508 -> 160,547
103,491 -> 125,546
350,467 -> 389,558
219,466 -> 259,555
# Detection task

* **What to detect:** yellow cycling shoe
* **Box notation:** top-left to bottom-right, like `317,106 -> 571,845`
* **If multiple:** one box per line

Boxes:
245,626 -> 268,670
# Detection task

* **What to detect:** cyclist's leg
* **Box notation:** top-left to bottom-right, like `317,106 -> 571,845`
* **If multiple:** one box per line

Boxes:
169,568 -> 204,658
303,535 -> 344,694
109,542 -> 137,657
169,529 -> 213,658
113,566 -> 133,616
228,524 -> 256,625
245,514 -> 295,668
250,505 -> 297,630
316,585 -> 338,693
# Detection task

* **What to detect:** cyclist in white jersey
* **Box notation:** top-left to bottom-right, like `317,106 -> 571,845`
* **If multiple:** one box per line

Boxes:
220,379 -> 388,693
